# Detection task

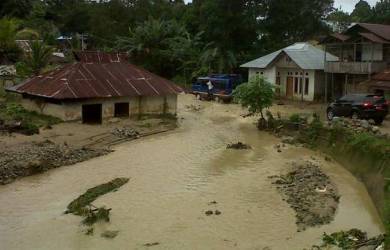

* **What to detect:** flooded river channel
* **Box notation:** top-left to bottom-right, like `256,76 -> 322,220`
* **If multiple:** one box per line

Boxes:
0,95 -> 384,250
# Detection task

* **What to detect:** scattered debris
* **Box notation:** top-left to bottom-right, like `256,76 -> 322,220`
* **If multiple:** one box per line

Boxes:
312,229 -> 385,249
0,140 -> 112,185
205,210 -> 214,216
144,242 -> 160,247
101,230 -> 119,239
185,104 -> 203,112
208,200 -> 218,205
84,227 -> 94,236
270,161 -> 340,231
227,142 -> 252,150
82,206 -> 111,225
111,127 -> 140,139
66,178 -> 129,228
215,210 -> 222,215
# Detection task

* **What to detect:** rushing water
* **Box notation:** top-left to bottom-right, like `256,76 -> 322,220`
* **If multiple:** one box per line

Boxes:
0,95 -> 384,250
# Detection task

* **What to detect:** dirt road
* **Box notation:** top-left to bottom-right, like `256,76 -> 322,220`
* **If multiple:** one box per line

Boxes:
0,94 -> 384,249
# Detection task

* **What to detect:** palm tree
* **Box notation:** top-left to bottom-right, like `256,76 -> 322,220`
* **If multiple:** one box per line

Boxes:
24,41 -> 53,75
199,45 -> 237,74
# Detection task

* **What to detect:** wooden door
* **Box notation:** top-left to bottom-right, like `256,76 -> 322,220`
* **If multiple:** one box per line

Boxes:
286,77 -> 294,98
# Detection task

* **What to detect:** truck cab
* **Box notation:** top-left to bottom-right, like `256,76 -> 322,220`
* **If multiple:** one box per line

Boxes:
191,74 -> 242,102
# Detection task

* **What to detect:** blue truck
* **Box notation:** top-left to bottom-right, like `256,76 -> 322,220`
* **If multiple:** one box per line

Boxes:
191,74 -> 243,102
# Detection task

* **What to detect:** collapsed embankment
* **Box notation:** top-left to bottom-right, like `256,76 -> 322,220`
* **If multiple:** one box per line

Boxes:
267,114 -> 390,245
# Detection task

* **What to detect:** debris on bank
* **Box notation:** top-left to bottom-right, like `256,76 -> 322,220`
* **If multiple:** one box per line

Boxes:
101,230 -> 119,239
66,178 -> 129,216
0,140 -> 111,185
270,161 -> 340,231
227,142 -> 252,150
311,229 -> 385,249
111,127 -> 140,139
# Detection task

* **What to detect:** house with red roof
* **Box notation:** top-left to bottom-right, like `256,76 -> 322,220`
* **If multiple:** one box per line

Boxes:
6,51 -> 182,123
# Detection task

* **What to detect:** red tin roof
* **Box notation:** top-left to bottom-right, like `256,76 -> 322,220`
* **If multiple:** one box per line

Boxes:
8,51 -> 182,100
359,32 -> 390,44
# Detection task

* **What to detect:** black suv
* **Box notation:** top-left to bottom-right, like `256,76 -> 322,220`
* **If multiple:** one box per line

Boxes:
327,94 -> 389,125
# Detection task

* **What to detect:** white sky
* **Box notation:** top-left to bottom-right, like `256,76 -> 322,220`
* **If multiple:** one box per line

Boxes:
183,0 -> 380,14
334,0 -> 379,13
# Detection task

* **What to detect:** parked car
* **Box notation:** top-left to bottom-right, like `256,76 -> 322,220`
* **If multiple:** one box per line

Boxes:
326,94 -> 389,125
191,74 -> 242,102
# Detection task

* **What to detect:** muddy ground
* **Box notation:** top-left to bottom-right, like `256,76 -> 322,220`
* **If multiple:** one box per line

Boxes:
0,116 -> 177,184
0,94 -> 384,250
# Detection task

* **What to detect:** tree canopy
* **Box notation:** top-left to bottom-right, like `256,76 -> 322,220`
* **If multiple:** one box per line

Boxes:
1,0 -> 390,81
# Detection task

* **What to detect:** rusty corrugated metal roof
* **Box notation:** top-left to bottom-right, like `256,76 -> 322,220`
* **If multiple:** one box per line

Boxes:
7,52 -> 183,100
373,68 -> 390,81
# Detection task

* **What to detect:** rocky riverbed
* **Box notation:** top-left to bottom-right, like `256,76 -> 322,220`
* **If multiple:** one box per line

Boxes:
270,161 -> 340,231
0,140 -> 111,184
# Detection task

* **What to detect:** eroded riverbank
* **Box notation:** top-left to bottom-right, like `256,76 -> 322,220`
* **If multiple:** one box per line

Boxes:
0,94 -> 384,249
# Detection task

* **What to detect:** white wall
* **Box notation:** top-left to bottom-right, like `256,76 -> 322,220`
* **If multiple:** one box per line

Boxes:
362,44 -> 383,61
248,67 -> 317,101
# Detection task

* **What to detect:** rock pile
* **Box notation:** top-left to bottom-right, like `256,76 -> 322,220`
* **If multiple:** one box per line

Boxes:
329,118 -> 387,138
227,142 -> 252,150
0,140 -> 111,184
270,161 -> 340,231
111,127 -> 140,139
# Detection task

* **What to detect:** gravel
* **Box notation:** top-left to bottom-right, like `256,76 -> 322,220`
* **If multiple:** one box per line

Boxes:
0,140 -> 111,185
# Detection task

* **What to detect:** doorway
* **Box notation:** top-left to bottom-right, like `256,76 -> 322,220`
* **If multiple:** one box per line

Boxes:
286,77 -> 294,98
114,102 -> 129,117
82,104 -> 102,124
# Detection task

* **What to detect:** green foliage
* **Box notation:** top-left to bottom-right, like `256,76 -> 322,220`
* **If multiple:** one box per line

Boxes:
320,229 -> 384,249
351,0 -> 373,22
66,177 -> 129,223
305,114 -> 324,144
24,41 -> 54,75
327,8 -> 352,32
289,113 -> 306,124
0,17 -> 22,63
347,132 -> 390,163
15,28 -> 40,40
233,76 -> 275,118
0,102 -> 61,135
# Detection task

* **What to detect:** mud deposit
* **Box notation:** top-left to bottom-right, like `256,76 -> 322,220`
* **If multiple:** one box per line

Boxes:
0,95 -> 384,250
270,161 -> 339,231
0,140 -> 111,184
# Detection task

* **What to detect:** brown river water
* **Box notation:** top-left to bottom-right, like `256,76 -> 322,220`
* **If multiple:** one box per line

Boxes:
0,95 -> 384,250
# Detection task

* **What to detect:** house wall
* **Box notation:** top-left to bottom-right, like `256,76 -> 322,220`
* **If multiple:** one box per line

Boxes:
247,52 -> 323,101
20,95 -> 178,121
248,67 -> 318,101
362,44 -> 383,61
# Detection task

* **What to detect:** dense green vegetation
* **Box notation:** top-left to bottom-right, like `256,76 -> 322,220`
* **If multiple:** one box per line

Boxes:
0,102 -> 61,134
2,0 -> 390,83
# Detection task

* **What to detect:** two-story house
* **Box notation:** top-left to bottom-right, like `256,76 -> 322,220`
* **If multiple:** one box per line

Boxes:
322,23 -> 390,100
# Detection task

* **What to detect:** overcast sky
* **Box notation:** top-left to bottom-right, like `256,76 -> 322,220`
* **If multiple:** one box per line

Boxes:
334,0 -> 379,13
183,0 -> 380,14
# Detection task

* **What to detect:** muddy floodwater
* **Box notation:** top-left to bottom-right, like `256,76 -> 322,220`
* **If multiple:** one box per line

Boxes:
0,95 -> 384,250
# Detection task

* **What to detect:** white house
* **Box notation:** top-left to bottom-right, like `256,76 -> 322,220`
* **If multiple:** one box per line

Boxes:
241,42 -> 338,101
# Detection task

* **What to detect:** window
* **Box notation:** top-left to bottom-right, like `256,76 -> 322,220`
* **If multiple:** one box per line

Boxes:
260,72 -> 264,75
304,78 -> 309,95
299,78 -> 303,94
294,78 -> 299,94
